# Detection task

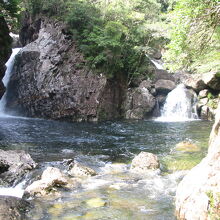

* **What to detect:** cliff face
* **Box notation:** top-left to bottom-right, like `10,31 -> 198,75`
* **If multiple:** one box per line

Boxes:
0,16 -> 12,98
6,18 -> 127,121
176,102 -> 220,219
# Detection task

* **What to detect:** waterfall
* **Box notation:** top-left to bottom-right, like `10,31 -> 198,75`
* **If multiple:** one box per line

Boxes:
150,58 -> 164,70
156,84 -> 199,122
0,48 -> 21,115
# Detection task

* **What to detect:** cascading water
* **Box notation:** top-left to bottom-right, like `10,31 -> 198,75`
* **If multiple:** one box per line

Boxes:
0,48 -> 21,115
157,84 -> 199,122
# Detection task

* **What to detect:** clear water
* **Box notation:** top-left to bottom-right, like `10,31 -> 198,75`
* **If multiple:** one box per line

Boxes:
0,116 -> 212,220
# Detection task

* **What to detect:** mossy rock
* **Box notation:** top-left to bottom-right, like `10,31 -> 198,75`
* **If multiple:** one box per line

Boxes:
175,141 -> 200,152
86,198 -> 106,208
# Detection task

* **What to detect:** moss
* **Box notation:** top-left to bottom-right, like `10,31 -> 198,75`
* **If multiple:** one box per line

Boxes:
207,191 -> 220,220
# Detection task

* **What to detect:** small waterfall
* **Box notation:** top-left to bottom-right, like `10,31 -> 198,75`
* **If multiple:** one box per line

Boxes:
157,84 -> 198,122
0,48 -> 21,115
150,58 -> 164,70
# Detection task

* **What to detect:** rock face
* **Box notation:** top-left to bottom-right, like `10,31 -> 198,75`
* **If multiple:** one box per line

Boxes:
176,102 -> 220,219
125,81 -> 156,119
25,167 -> 68,197
0,16 -> 12,98
6,17 -> 126,121
0,150 -> 37,186
155,79 -> 176,94
0,196 -> 31,220
130,152 -> 160,172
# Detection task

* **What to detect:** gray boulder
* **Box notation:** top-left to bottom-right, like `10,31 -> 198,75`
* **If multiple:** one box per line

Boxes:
155,79 -> 176,94
125,85 -> 156,119
202,72 -> 220,91
0,150 -> 37,186
130,152 -> 160,173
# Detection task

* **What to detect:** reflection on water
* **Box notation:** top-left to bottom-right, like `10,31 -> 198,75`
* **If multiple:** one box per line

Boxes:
0,117 -> 213,219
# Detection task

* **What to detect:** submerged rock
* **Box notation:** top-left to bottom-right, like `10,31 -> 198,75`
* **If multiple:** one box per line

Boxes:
130,152 -> 160,172
175,141 -> 200,152
25,167 -> 69,197
68,161 -> 97,177
0,196 -> 31,220
0,150 -> 37,186
176,102 -> 220,219
86,198 -> 106,208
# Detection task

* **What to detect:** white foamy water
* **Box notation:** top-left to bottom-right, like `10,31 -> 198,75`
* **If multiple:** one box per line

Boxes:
0,180 -> 25,198
150,58 -> 164,70
0,48 -> 21,115
156,84 -> 199,122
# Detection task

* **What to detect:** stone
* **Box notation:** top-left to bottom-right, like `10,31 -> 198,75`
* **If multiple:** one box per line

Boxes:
130,152 -> 160,172
175,141 -> 200,152
125,86 -> 156,119
180,73 -> 207,92
155,79 -> 176,94
202,72 -> 220,91
0,150 -> 37,186
198,89 -> 209,98
25,167 -> 69,197
68,162 -> 97,177
175,102 -> 220,219
153,69 -> 175,82
86,198 -> 106,208
0,196 -> 31,220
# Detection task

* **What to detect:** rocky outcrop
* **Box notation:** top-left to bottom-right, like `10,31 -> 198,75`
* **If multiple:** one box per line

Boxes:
155,79 -> 176,94
0,16 -> 12,98
125,81 -> 156,119
130,152 -> 160,172
6,17 -> 127,121
0,196 -> 31,220
25,167 -> 69,197
0,150 -> 37,186
175,102 -> 220,219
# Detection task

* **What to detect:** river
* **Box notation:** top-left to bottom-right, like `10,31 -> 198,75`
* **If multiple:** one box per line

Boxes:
0,116 -> 212,219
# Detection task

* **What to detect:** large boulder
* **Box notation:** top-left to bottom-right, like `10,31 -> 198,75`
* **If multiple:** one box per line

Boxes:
25,167 -> 69,197
175,102 -> 220,219
155,79 -> 176,94
0,150 -> 37,186
125,84 -> 156,119
202,72 -> 220,91
130,152 -> 160,172
0,196 -> 31,220
6,17 -> 126,121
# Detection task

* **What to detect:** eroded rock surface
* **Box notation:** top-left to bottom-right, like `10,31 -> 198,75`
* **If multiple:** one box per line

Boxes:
0,150 -> 36,186
176,102 -> 220,219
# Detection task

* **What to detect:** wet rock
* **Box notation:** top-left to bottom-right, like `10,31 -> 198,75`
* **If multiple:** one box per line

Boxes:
25,167 -> 69,197
153,69 -> 175,82
176,141 -> 200,152
130,152 -> 160,172
202,72 -> 220,91
68,162 -> 97,177
176,102 -> 220,219
0,150 -> 37,186
200,105 -> 216,121
10,33 -> 21,48
0,196 -> 31,220
155,79 -> 176,94
125,85 -> 155,119
86,198 -> 106,208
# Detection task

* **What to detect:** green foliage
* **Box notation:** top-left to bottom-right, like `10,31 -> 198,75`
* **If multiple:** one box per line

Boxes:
0,0 -> 21,30
164,0 -> 220,73
23,0 -> 166,80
